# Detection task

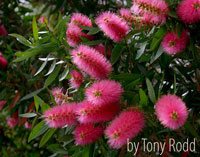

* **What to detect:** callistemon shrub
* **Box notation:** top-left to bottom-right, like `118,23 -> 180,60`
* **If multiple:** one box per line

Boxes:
11,0 -> 200,156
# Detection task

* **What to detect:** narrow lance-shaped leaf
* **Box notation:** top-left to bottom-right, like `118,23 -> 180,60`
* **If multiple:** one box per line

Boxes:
39,128 -> 56,148
111,43 -> 124,64
146,78 -> 156,104
9,33 -> 32,47
19,113 -> 37,118
45,59 -> 57,76
136,41 -> 148,60
34,55 -> 50,76
59,66 -> 69,81
33,16 -> 38,41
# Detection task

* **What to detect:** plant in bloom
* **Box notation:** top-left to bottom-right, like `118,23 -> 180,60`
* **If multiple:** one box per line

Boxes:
7,112 -> 19,128
177,0 -> 200,24
70,45 -> 112,79
73,124 -> 104,146
0,100 -> 6,110
69,70 -> 83,89
131,0 -> 169,25
95,12 -> 130,42
24,121 -> 32,129
76,100 -> 121,124
52,88 -> 70,105
155,94 -> 188,130
105,108 -> 145,149
0,25 -> 7,36
43,103 -> 78,128
162,29 -> 189,56
0,52 -> 8,70
85,80 -> 123,106
66,13 -> 93,47
94,44 -> 112,58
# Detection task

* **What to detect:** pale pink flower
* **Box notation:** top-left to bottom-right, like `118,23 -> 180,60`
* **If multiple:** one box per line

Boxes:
0,100 -> 6,110
155,94 -> 188,130
177,0 -> 200,24
76,100 -> 121,124
69,70 -> 83,89
95,12 -> 130,42
70,45 -> 112,79
0,53 -> 8,70
66,23 -> 93,47
40,17 -> 46,23
94,44 -> 112,58
85,80 -> 123,106
7,112 -> 19,128
0,25 -> 7,36
105,108 -> 145,149
73,124 -> 103,145
52,88 -> 69,105
43,103 -> 78,128
71,13 -> 93,27
24,121 -> 32,129
162,29 -> 189,56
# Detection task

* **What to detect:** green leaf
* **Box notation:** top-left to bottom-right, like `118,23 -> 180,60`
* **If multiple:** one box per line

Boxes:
34,95 -> 50,113
150,45 -> 164,64
59,66 -> 69,81
79,25 -> 93,31
139,88 -> 148,106
44,65 -> 61,88
34,95 -> 39,112
177,23 -> 183,38
9,33 -> 32,47
82,40 -> 104,46
13,43 -> 58,62
33,16 -> 38,41
20,88 -> 44,101
111,43 -> 125,64
57,16 -> 70,40
34,55 -> 50,76
87,27 -> 100,35
167,11 -> 178,19
150,26 -> 167,51
19,113 -> 37,118
184,122 -> 199,138
39,128 -> 56,148
45,60 -> 56,76
146,78 -> 156,104
28,121 -> 48,142
136,41 -> 148,60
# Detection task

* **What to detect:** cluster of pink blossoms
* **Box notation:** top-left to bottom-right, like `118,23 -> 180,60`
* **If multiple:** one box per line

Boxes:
52,88 -> 71,105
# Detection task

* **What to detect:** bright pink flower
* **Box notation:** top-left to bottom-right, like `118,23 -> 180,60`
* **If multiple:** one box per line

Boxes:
70,45 -> 112,79
95,12 -> 130,42
73,124 -> 103,145
94,44 -> 112,58
7,112 -> 19,128
66,23 -> 93,47
155,94 -> 188,130
52,88 -> 69,105
40,17 -> 46,23
162,29 -> 189,56
0,100 -> 6,110
71,13 -> 93,27
105,108 -> 145,149
85,80 -> 123,106
24,121 -> 32,129
0,25 -> 7,36
0,53 -> 8,70
118,8 -> 133,22
76,100 -> 120,124
177,0 -> 200,24
43,103 -> 78,128
69,70 -> 83,89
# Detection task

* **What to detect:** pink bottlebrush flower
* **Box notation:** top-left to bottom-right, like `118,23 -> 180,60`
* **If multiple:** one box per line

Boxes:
24,121 -> 32,129
0,25 -> 7,36
105,108 -> 145,149
95,12 -> 130,42
0,100 -> 6,110
40,17 -> 46,23
71,13 -> 93,27
85,80 -> 123,106
177,0 -> 200,24
73,124 -> 103,145
43,103 -> 78,128
66,23 -> 93,47
76,100 -> 121,124
162,29 -> 189,56
155,94 -> 188,130
118,8 -> 133,23
0,52 -> 8,70
69,70 -> 83,89
7,112 -> 19,128
94,44 -> 112,58
52,88 -> 69,105
70,45 -> 112,79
